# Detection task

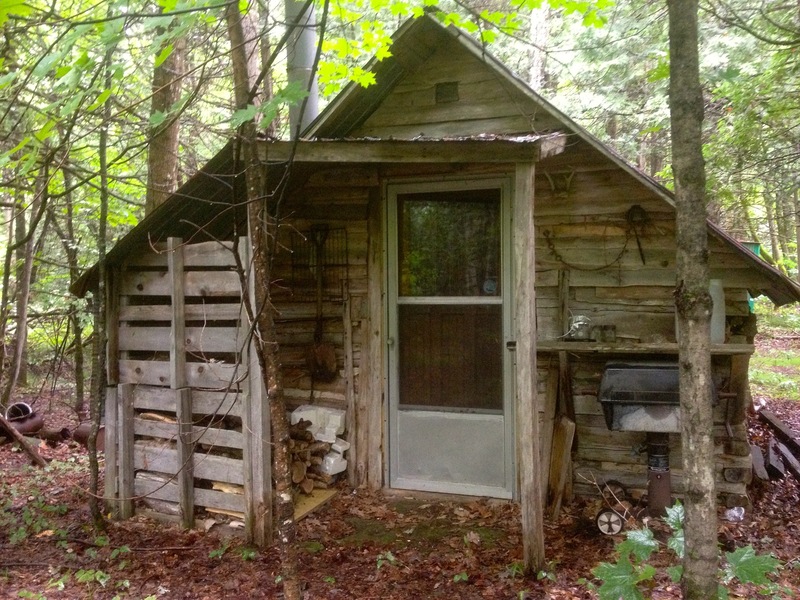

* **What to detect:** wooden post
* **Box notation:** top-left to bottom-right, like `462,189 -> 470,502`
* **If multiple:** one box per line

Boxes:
729,354 -> 751,423
118,382 -> 135,519
106,266 -> 121,385
364,189 -> 383,489
239,236 -> 272,546
168,238 -> 186,390
104,385 -> 119,517
342,281 -> 357,487
514,161 -> 545,573
176,387 -> 194,528
558,269 -> 570,339
168,238 -> 194,529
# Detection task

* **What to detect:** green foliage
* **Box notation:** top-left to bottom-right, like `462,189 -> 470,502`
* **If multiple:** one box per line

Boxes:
586,502 -> 784,600
750,301 -> 800,402
209,541 -> 229,559
453,571 -> 469,582
723,546 -> 781,587
75,569 -> 110,588
238,546 -> 258,561
506,560 -> 525,578
376,550 -> 398,569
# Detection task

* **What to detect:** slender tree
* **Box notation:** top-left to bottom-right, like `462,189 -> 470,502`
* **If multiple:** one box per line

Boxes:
226,3 -> 300,598
668,0 -> 719,596
146,16 -> 186,214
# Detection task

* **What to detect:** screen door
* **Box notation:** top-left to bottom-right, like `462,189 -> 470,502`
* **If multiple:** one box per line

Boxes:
387,180 -> 513,498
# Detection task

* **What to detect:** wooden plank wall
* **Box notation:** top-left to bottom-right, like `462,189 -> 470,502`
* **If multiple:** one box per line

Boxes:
270,167 -> 375,487
114,239 -> 249,521
350,38 -> 562,139
534,145 -> 756,505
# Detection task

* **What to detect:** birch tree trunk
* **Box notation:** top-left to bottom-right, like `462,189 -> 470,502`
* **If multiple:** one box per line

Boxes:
667,0 -> 718,597
226,5 -> 301,599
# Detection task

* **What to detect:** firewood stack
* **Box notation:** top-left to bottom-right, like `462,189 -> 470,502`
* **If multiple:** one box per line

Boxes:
289,418 -> 338,494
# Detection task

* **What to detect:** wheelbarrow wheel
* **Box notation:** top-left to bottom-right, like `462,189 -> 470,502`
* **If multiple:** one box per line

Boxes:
596,508 -> 624,535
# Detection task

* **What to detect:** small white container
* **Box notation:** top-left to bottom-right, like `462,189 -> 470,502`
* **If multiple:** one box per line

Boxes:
709,279 -> 726,343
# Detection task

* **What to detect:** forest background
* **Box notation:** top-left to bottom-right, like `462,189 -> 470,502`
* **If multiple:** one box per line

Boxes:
1,0 -> 799,597
1,0 -> 798,411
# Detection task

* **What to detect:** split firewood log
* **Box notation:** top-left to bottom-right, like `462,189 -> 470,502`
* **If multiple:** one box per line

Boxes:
292,460 -> 308,484
299,477 -> 315,495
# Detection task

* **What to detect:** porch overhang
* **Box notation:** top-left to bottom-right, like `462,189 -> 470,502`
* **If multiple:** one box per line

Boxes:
259,133 -> 568,164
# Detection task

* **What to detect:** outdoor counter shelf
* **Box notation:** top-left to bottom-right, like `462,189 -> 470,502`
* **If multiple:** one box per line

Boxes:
536,341 -> 755,355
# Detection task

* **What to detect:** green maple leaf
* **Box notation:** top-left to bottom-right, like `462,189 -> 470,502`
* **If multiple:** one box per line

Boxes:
724,545 -> 780,586
618,528 -> 659,562
592,557 -> 655,600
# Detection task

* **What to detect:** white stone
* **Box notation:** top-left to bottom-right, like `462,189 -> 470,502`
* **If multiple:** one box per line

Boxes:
320,451 -> 347,475
331,437 -> 351,454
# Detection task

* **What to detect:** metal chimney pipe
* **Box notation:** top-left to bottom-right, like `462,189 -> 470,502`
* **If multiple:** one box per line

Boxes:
285,0 -> 319,138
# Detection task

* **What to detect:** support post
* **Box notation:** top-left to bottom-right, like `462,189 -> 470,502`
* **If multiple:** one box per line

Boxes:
514,161 -> 545,573
168,238 -> 186,390
364,189 -> 384,489
104,385 -> 119,517
168,238 -> 194,529
342,281 -> 357,487
118,382 -> 135,519
176,387 -> 194,529
240,236 -> 272,546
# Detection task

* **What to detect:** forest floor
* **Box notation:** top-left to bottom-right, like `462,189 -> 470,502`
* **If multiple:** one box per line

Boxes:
2,332 -> 800,599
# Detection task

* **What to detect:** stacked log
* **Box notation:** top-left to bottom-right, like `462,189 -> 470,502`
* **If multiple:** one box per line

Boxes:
289,419 -> 338,494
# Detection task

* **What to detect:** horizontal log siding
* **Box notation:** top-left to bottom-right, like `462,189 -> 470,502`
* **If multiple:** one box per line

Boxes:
116,240 -> 246,518
269,180 -> 372,413
534,145 -> 755,504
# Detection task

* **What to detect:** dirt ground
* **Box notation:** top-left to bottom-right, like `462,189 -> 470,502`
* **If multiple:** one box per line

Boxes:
2,341 -> 800,598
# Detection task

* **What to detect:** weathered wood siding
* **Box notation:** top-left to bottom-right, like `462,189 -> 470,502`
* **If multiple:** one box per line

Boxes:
534,142 -> 756,505
111,240 -> 249,520
350,37 -> 562,139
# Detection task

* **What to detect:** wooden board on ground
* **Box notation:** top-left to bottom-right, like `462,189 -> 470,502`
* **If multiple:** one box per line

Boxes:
547,415 -> 576,521
294,488 -> 338,521
750,445 -> 769,481
775,440 -> 800,480
759,409 -> 800,456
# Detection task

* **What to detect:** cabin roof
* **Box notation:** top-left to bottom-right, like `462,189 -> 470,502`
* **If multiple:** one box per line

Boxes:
73,15 -> 800,306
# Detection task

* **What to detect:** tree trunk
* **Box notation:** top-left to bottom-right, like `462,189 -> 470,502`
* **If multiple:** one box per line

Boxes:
49,170 -> 85,415
145,18 -> 186,215
527,6 -> 550,91
226,5 -> 301,599
1,186 -> 43,407
87,38 -> 117,533
14,199 -> 29,388
668,1 -> 719,597
776,190 -> 792,267
794,187 -> 800,282
764,190 -> 783,268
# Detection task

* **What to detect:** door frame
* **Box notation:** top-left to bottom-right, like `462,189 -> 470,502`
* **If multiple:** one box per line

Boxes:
384,176 -> 515,498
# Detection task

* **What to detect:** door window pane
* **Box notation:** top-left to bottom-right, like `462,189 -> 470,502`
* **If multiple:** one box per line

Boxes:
398,189 -> 501,297
399,304 -> 502,411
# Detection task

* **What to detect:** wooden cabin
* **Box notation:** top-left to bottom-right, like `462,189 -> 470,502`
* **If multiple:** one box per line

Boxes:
75,15 -> 800,549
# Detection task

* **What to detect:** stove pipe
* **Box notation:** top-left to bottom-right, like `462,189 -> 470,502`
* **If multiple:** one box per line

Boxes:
647,432 -> 672,516
285,0 -> 319,138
